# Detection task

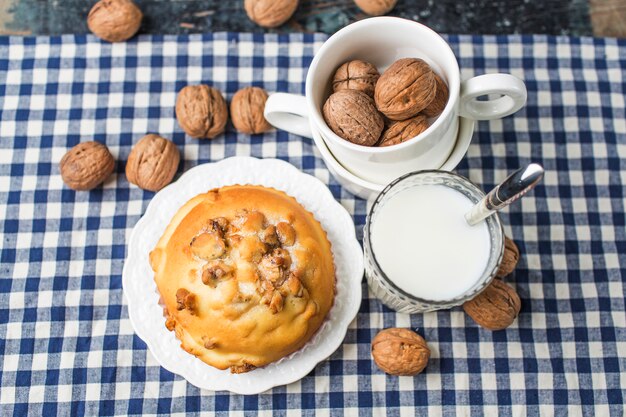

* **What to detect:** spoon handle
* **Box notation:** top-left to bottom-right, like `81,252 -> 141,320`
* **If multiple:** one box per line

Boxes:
465,163 -> 545,226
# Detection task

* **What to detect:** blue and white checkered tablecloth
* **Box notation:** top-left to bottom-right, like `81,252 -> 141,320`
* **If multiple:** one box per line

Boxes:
0,32 -> 625,416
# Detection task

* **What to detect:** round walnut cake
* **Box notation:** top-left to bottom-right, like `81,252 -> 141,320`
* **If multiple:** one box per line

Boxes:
149,185 -> 336,373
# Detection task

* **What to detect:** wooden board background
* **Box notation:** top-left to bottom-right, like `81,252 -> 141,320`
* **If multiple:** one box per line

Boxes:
1,0 -> 603,37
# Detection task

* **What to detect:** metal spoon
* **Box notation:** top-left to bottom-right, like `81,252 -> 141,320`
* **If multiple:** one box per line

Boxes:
465,163 -> 545,226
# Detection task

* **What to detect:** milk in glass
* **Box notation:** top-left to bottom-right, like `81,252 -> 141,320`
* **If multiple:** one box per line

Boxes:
371,185 -> 491,301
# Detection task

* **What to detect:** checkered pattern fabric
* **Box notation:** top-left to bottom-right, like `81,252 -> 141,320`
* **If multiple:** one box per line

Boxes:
0,32 -> 625,416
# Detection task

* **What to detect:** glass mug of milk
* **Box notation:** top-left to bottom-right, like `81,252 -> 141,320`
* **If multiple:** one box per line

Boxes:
364,170 -> 504,313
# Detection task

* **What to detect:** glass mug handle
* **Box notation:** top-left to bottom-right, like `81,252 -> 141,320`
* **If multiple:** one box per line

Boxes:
459,74 -> 527,120
264,93 -> 313,139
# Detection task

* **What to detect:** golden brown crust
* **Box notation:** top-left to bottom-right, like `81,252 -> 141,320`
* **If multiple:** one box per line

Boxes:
150,185 -> 335,372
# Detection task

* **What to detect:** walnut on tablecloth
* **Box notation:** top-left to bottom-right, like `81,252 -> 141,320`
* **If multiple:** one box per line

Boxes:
126,134 -> 180,192
371,328 -> 430,376
496,236 -> 521,277
59,141 -> 115,191
463,278 -> 522,331
230,87 -> 272,134
175,85 -> 228,139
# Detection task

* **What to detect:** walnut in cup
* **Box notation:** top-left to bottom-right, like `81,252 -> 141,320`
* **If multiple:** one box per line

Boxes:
374,58 -> 436,121
422,72 -> 449,118
323,90 -> 384,146
379,115 -> 429,147
332,60 -> 380,97
324,57 -> 447,147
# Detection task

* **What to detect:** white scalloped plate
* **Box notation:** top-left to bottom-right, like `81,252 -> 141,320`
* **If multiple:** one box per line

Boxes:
122,157 -> 364,394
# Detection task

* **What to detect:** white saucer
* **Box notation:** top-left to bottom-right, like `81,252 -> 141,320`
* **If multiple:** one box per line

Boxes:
122,157 -> 364,394
312,117 -> 475,200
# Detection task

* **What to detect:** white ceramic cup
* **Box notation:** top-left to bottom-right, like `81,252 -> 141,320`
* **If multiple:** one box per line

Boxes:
264,17 -> 528,184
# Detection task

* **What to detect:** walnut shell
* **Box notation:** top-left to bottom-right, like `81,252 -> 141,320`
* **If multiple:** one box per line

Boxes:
371,328 -> 430,376
422,73 -> 449,118
379,115 -> 429,147
60,141 -> 115,191
87,0 -> 142,43
244,0 -> 298,28
374,58 -> 436,121
126,134 -> 180,192
354,0 -> 397,16
176,85 -> 228,139
332,60 -> 380,97
496,237 -> 520,277
463,279 -> 521,331
230,87 -> 272,134
323,90 -> 384,146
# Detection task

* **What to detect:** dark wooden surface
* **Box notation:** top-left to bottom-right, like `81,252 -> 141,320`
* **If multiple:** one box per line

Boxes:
1,0 -> 595,37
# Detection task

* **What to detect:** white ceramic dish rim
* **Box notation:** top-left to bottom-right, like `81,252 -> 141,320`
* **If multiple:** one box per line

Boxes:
122,157 -> 364,394
312,116 -> 476,194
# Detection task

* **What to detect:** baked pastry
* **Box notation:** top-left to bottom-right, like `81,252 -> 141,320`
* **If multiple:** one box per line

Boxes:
150,185 -> 335,373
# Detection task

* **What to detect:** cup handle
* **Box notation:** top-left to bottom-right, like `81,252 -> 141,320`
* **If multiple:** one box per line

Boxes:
459,74 -> 527,120
264,93 -> 313,138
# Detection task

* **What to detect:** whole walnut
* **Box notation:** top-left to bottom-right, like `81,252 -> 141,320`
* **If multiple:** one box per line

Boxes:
126,134 -> 180,192
379,115 -> 429,147
230,87 -> 272,134
422,73 -> 449,118
354,0 -> 397,16
60,141 -> 115,191
463,279 -> 521,331
87,0 -> 143,43
371,328 -> 430,376
244,0 -> 298,28
332,60 -> 380,97
375,58 -> 436,121
496,236 -> 520,277
323,90 -> 384,146
176,85 -> 228,139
